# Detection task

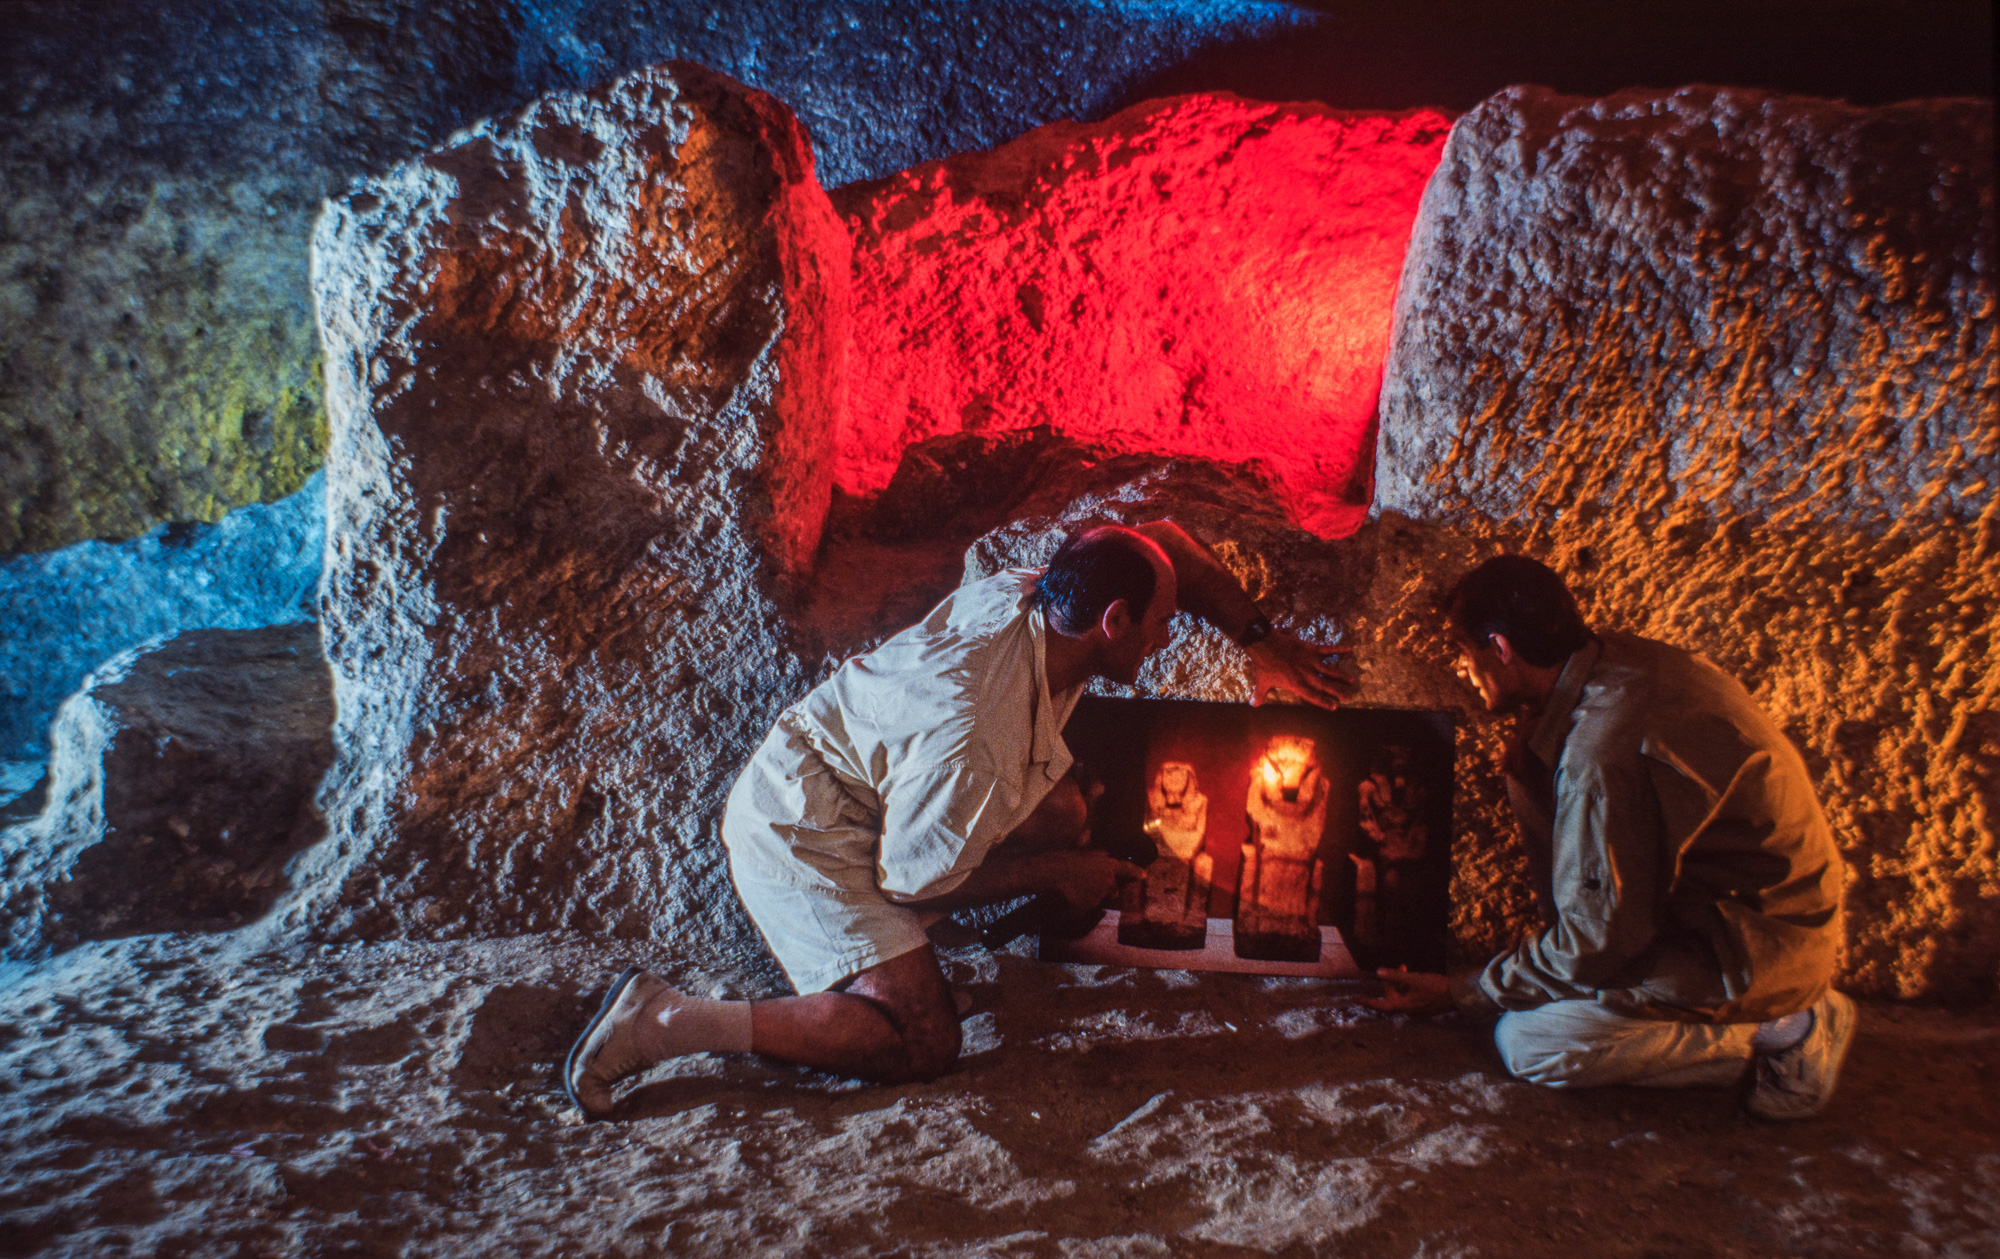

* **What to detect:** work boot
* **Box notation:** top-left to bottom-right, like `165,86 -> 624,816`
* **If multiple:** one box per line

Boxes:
565,968 -> 670,1119
1747,990 -> 1857,1120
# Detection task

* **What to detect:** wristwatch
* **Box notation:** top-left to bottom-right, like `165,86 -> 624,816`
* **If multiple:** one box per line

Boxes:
1236,613 -> 1273,648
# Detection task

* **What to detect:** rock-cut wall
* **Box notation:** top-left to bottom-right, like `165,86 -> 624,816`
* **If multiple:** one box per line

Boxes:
285,63 -> 847,968
1377,85 -> 1998,1000
837,95 -> 1450,539
222,70 -> 1995,1005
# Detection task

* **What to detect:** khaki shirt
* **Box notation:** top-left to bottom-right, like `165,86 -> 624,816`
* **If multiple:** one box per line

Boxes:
1461,634 -> 1844,1023
781,568 -> 1083,902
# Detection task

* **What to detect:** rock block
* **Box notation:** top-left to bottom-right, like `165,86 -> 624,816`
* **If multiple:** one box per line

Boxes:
0,624 -> 332,957
0,474 -> 323,768
837,94 -> 1452,539
1378,85 -> 1995,527
1377,86 -> 1999,1000
292,64 -> 846,964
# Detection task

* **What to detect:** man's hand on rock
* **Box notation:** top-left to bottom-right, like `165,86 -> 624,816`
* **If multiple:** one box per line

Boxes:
1361,967 -> 1455,1016
1044,850 -> 1146,911
1247,631 -> 1360,709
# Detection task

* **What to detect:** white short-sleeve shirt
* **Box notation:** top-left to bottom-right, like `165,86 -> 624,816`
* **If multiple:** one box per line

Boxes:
774,567 -> 1084,901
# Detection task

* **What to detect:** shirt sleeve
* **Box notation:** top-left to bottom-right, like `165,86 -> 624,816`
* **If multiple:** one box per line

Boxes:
1477,756 -> 1668,1010
874,752 -> 1032,902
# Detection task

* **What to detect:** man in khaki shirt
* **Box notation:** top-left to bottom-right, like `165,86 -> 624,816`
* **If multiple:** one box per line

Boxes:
567,522 -> 1354,1116
1369,556 -> 1855,1120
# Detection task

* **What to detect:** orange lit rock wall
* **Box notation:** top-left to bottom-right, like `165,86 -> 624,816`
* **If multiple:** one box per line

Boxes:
1376,86 -> 1998,1000
835,95 -> 1451,538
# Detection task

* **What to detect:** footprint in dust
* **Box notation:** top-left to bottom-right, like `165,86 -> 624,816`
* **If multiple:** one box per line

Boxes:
450,984 -> 583,1085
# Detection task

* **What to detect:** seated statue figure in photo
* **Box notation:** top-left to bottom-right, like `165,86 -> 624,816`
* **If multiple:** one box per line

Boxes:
1118,761 -> 1212,949
1236,734 -> 1330,962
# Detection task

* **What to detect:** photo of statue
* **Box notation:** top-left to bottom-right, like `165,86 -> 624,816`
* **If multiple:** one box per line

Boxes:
1116,762 -> 1212,949
1350,745 -> 1435,961
1236,735 -> 1331,962
1050,698 -> 1453,977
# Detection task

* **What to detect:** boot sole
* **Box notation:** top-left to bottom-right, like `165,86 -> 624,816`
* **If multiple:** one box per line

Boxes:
564,966 -> 643,1120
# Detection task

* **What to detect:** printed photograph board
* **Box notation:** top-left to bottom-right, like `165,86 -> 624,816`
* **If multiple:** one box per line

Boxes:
1047,697 -> 1455,977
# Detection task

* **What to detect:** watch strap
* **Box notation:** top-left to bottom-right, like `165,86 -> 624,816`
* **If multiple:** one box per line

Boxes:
1236,613 -> 1273,648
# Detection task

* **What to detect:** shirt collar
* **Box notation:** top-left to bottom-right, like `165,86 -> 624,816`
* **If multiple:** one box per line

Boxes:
1026,604 -> 1078,775
1527,636 -> 1601,768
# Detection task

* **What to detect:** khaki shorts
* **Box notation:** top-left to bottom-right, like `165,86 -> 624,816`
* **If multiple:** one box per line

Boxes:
720,719 -> 931,994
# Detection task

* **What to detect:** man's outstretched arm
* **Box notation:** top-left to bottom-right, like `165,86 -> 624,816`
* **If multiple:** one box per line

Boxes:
899,848 -> 1143,916
1131,519 -> 1359,708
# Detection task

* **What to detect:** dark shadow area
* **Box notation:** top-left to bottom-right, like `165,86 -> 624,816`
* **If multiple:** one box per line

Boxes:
453,983 -> 589,1086
1117,1 -> 1995,113
19,625 -> 335,953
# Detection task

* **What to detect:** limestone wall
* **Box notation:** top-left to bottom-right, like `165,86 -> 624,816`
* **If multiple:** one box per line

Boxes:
0,0 -> 1292,557
1377,86 -> 1998,999
286,64 -> 845,975
836,95 -> 1450,537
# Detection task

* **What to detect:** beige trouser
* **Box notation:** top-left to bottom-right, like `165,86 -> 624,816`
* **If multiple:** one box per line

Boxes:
1494,1000 -> 1759,1089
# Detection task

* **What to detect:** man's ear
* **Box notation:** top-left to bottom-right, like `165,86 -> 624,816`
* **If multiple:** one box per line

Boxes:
1487,632 -> 1518,666
1100,597 -> 1134,640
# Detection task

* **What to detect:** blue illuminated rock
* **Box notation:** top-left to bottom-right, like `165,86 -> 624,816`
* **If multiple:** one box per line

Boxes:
0,624 -> 331,958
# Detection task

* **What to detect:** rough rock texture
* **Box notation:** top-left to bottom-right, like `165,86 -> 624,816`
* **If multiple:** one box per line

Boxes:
0,624 -> 331,958
0,0 -> 1296,819
835,95 -> 1451,538
291,63 -> 844,964
942,439 -> 1523,965
0,0 -> 1294,557
1377,86 -> 1999,1001
0,472 -> 323,773
4,933 -> 1996,1257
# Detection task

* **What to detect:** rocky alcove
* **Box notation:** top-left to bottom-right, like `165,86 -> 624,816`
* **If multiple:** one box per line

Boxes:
2,9 -> 1995,1256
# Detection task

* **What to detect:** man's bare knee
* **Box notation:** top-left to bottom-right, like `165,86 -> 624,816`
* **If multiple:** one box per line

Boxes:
843,945 -> 961,1082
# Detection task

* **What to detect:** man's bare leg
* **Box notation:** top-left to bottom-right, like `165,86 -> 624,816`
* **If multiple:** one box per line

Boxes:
746,780 -> 1092,1082
749,944 -> 961,1083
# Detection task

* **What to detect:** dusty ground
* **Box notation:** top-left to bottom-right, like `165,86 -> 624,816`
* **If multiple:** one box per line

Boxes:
2,932 -> 1994,1258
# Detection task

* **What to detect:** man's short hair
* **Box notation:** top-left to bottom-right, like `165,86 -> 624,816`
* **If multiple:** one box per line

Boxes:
1446,555 -> 1592,668
1036,526 -> 1158,636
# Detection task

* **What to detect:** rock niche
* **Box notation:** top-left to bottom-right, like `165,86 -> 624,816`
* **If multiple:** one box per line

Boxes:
837,94 -> 1453,539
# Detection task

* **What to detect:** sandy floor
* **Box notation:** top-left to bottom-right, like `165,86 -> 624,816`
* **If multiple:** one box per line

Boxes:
2,933 -> 1995,1258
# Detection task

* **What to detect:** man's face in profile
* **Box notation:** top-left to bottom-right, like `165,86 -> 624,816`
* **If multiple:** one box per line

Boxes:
1100,549 -> 1178,686
1451,629 -> 1517,713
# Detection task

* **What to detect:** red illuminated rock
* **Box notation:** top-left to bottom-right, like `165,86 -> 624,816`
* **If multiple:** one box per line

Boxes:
1377,86 -> 1999,1000
836,94 -> 1451,539
293,64 -> 846,962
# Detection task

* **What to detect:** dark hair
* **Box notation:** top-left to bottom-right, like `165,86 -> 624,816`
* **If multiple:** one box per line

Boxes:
1036,526 -> 1159,635
1446,555 -> 1591,668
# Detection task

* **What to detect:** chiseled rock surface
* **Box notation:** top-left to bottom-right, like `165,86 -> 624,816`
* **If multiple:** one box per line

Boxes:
291,63 -> 845,966
1378,85 -> 1999,1000
0,624 -> 331,958
1377,85 -> 1994,526
836,94 -> 1451,538
0,0 -> 1292,557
